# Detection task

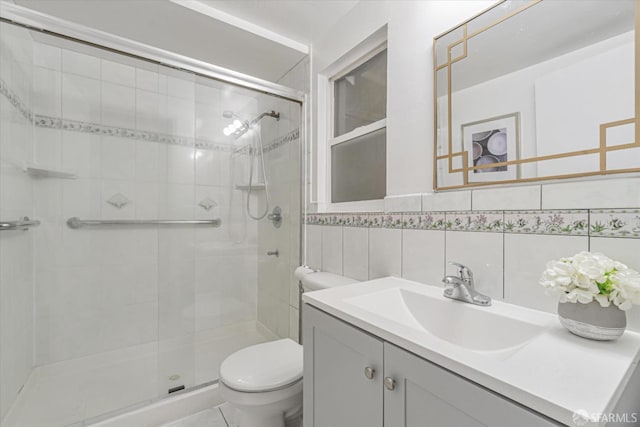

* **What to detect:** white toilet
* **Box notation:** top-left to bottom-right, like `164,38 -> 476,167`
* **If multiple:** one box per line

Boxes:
219,269 -> 359,427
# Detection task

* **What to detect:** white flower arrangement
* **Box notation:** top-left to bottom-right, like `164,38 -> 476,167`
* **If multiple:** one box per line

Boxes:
539,251 -> 640,311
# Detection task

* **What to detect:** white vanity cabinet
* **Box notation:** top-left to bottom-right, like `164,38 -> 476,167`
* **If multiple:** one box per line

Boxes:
303,305 -> 561,427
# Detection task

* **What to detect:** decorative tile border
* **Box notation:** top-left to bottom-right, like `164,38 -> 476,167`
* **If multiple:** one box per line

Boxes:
343,214 -> 369,227
0,77 -> 33,122
263,129 -> 300,153
403,212 -> 446,230
304,209 -> 640,238
590,209 -> 640,238
1,77 -> 300,153
504,210 -> 589,236
445,211 -> 504,233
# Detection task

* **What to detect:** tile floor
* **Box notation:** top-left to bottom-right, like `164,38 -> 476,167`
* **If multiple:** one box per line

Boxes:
3,323 -> 273,427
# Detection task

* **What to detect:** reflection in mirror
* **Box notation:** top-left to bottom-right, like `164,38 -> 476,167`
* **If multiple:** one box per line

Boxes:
434,0 -> 638,190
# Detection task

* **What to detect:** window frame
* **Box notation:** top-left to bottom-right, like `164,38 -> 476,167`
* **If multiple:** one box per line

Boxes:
324,41 -> 388,212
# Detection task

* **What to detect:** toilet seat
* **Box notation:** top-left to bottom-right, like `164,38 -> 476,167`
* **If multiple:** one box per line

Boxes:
220,338 -> 303,393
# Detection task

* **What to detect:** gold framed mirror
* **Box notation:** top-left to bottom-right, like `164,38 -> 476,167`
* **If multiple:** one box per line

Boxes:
434,0 -> 639,190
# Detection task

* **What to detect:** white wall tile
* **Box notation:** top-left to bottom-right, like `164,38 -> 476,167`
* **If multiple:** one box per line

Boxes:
62,73 -> 101,123
369,228 -> 402,279
167,75 -> 195,101
135,140 -> 161,182
305,225 -> 322,270
590,237 -> 640,332
422,190 -> 471,211
445,231 -> 503,299
33,67 -> 61,116
504,234 -> 588,313
62,179 -> 101,220
343,226 -> 369,281
195,149 -> 220,186
101,82 -> 135,128
101,136 -> 135,180
135,68 -> 159,92
402,229 -> 445,286
62,49 -> 100,78
321,225 -> 342,275
167,145 -> 195,184
34,42 -> 61,70
101,59 -> 135,87
34,127 -> 62,168
384,193 -> 421,212
167,97 -> 195,138
136,89 -> 167,133
289,307 -> 300,343
542,177 -> 640,209
62,131 -> 101,178
472,185 -> 541,211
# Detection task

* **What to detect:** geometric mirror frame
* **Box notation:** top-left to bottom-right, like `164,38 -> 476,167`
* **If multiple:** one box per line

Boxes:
433,0 -> 639,190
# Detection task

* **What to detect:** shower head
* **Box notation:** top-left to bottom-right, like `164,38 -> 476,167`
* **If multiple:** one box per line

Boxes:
222,110 -> 280,138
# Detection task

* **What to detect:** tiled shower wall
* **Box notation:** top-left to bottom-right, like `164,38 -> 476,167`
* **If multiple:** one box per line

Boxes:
24,36 -> 265,395
0,22 -> 35,421
256,57 -> 307,342
305,179 -> 640,332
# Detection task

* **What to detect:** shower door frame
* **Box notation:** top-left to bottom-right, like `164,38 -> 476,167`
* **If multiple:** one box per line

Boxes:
0,0 -> 308,420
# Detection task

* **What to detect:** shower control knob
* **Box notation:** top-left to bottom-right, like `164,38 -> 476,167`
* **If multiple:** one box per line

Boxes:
364,367 -> 375,380
384,377 -> 396,391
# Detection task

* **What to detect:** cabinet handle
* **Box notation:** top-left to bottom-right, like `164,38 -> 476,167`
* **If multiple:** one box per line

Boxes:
364,367 -> 375,380
384,377 -> 396,391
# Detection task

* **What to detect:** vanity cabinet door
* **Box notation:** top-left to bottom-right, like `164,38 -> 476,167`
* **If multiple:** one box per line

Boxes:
303,305 -> 384,427
383,343 -> 561,427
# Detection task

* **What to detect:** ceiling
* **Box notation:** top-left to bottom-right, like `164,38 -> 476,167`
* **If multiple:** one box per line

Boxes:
14,0 -> 358,82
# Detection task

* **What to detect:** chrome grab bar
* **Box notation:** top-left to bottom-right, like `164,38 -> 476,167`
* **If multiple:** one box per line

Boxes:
67,217 -> 222,229
0,217 -> 41,231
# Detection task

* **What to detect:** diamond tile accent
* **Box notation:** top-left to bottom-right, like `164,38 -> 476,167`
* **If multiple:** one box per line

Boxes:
106,193 -> 131,209
198,198 -> 218,211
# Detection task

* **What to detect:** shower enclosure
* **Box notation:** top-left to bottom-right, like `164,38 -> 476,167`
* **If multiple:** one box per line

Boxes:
0,6 -> 304,426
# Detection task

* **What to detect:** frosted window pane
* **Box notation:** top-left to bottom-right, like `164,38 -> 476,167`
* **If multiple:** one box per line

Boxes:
334,50 -> 387,137
331,128 -> 386,203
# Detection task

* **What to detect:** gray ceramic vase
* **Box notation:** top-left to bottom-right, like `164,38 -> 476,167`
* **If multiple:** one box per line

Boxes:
558,301 -> 627,341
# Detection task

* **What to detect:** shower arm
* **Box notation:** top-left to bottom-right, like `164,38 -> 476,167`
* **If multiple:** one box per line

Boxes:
249,110 -> 280,127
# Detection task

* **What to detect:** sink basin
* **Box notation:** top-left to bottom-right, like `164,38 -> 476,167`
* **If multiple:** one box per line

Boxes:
346,287 -> 545,352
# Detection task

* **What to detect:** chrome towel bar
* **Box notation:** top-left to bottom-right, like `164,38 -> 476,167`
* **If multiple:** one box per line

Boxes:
0,217 -> 41,231
67,217 -> 221,229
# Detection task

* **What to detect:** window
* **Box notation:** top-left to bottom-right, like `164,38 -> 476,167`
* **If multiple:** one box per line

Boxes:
329,46 -> 387,204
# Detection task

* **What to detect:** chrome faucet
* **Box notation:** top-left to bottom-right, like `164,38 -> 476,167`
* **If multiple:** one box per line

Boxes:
442,262 -> 491,306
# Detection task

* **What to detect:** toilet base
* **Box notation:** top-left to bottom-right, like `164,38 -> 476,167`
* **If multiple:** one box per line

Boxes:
220,380 -> 302,427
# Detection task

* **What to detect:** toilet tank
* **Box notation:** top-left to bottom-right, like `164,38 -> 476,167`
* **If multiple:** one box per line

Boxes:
294,268 -> 360,343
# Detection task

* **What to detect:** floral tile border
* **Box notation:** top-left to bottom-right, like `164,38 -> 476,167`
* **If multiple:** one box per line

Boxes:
403,212 -> 446,230
383,214 -> 403,229
263,129 -> 300,153
303,209 -> 640,238
1,77 -> 300,153
589,209 -> 640,238
504,210 -> 588,236
0,77 -> 33,122
343,214 -> 369,227
445,211 -> 504,233
368,213 -> 385,228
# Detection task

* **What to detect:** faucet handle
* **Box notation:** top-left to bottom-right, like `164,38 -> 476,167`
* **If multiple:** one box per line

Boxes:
448,262 -> 473,281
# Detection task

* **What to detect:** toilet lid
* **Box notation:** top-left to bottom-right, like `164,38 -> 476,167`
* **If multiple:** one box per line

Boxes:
220,338 -> 303,392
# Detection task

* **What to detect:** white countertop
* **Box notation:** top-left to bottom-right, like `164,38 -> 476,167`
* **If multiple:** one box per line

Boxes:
302,277 -> 640,426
